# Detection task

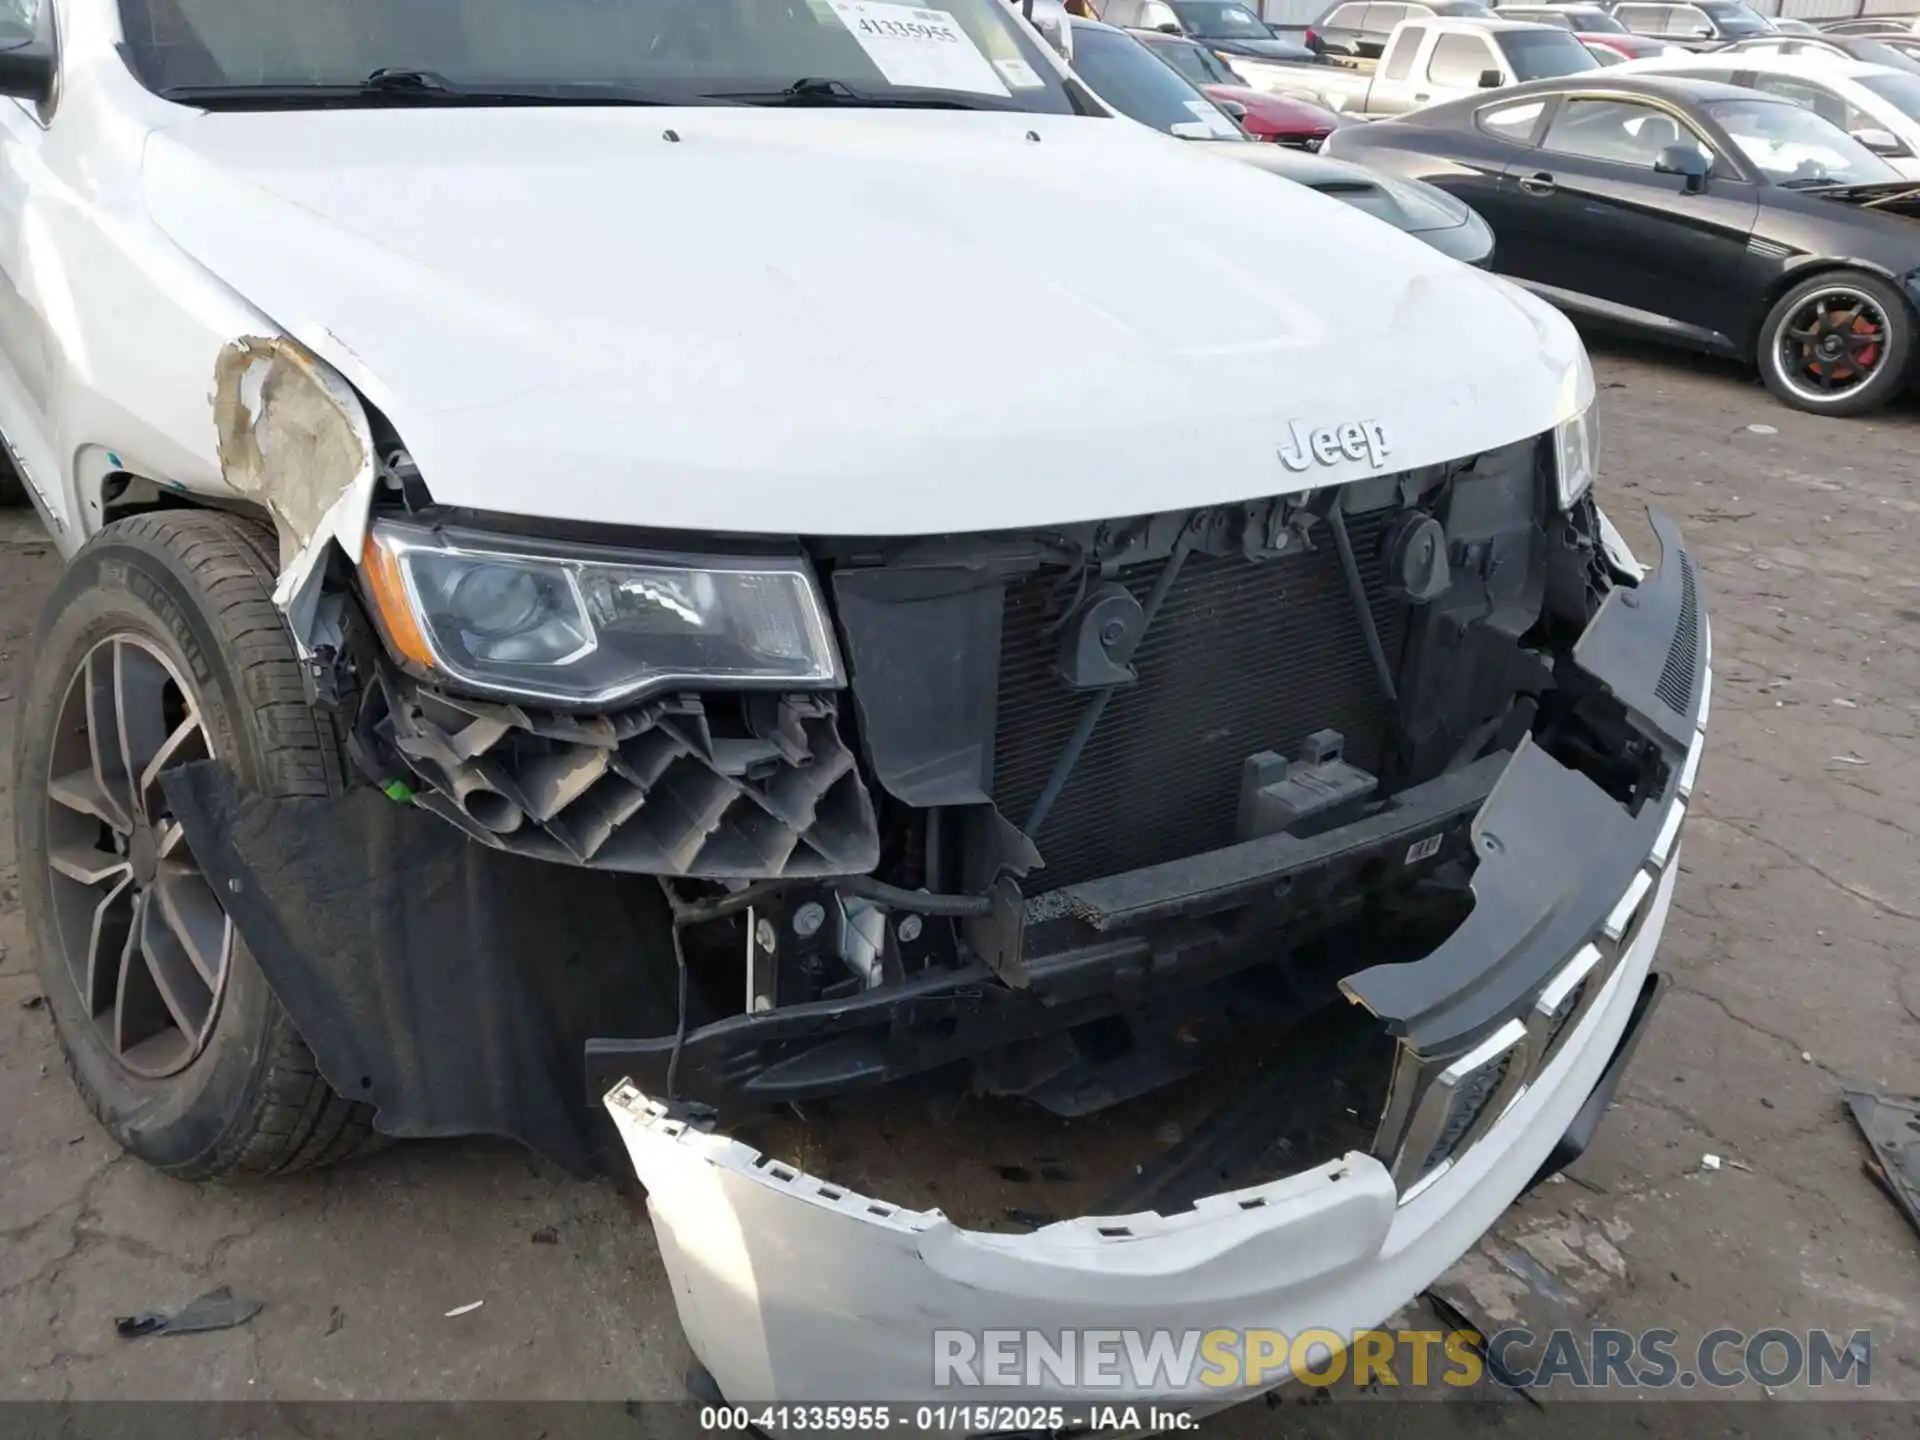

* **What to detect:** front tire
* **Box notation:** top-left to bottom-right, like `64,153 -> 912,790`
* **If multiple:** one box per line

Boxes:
1758,270 -> 1913,417
14,510 -> 384,1178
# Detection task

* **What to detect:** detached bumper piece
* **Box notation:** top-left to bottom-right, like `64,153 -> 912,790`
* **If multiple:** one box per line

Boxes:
1348,511 -> 1710,1197
383,682 -> 879,877
602,512 -> 1712,1409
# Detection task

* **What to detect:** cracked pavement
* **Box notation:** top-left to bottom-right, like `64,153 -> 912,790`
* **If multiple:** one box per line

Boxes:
1,340 -> 1917,1408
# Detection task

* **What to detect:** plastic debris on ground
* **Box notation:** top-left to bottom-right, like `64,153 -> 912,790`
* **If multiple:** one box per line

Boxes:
114,1286 -> 263,1339
1843,1090 -> 1920,1240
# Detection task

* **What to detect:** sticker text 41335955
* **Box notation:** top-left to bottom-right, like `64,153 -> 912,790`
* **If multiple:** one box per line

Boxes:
827,0 -> 1013,96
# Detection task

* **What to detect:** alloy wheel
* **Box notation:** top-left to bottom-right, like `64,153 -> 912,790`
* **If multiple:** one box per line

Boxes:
1775,288 -> 1889,403
42,634 -> 232,1078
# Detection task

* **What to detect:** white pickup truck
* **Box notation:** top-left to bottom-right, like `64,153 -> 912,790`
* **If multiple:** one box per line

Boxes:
1268,16 -> 1599,114
8,0 -> 1706,1413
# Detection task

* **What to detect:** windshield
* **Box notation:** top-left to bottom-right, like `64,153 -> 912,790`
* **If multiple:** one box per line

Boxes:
1707,97 -> 1900,184
1851,39 -> 1920,70
115,0 -> 1079,111
1860,68 -> 1920,116
1150,37 -> 1241,84
1071,22 -> 1244,135
1499,28 -> 1601,79
1700,2 -> 1772,36
1167,1 -> 1272,38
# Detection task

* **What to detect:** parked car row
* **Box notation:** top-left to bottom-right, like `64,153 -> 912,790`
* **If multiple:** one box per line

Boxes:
1323,72 -> 1920,414
1621,50 -> 1920,176
1086,0 -> 1920,86
1068,18 -> 1498,258
1271,16 -> 1603,114
1056,2 -> 1920,416
1495,6 -> 1677,62
1132,28 -> 1350,143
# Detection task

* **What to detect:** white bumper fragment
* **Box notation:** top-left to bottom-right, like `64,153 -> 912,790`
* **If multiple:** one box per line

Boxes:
607,844 -> 1685,1407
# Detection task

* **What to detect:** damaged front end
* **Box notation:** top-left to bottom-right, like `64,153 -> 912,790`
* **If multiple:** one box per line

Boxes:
168,403 -> 1708,1401
592,497 -> 1707,1408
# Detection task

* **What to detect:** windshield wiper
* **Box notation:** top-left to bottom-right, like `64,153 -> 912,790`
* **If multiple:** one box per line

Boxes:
161,69 -> 677,110
704,76 -> 1011,110
361,66 -> 458,93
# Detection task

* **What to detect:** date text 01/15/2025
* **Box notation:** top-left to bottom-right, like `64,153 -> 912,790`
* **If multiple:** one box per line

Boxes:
699,1405 -> 1199,1432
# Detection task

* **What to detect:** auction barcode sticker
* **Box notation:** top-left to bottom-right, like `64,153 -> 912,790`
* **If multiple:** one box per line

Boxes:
828,0 -> 1011,96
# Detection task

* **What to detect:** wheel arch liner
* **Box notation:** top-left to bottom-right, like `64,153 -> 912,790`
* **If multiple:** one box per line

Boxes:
159,760 -> 681,1174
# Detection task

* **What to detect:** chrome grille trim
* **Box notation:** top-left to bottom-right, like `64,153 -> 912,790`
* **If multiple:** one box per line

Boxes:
1384,849 -> 1668,1197
1604,871 -> 1654,944
1679,731 -> 1704,799
1651,801 -> 1686,871
1391,1018 -> 1527,1188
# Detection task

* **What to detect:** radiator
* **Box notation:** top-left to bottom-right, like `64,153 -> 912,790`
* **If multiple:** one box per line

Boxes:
991,508 -> 1406,890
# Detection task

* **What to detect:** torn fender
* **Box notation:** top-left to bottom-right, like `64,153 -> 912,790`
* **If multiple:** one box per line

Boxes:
211,336 -> 378,633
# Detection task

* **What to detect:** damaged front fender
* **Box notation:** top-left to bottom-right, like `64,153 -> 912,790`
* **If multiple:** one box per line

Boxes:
211,336 -> 379,633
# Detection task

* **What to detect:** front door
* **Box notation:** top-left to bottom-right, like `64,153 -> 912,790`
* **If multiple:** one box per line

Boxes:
0,0 -> 65,527
1496,94 -> 1761,349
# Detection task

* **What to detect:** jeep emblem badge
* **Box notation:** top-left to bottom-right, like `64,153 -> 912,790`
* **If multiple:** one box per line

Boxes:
1278,419 -> 1390,473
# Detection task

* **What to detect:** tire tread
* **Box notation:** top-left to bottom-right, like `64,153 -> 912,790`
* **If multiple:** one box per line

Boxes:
60,510 -> 384,1177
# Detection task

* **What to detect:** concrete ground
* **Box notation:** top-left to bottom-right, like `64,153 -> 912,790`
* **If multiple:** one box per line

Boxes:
1,340 -> 1916,1413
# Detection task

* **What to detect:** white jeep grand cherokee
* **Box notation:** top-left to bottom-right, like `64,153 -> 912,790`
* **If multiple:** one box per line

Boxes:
2,0 -> 1705,1410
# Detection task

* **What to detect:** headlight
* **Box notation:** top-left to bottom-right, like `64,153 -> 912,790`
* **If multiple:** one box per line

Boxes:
1552,347 -> 1600,508
361,521 -> 841,706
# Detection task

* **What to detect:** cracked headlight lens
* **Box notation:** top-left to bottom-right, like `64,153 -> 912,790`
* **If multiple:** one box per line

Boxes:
362,520 -> 840,705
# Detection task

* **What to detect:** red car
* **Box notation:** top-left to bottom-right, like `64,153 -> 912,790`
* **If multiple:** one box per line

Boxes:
1130,29 -> 1346,147
1573,30 -> 1671,58
1495,5 -> 1674,59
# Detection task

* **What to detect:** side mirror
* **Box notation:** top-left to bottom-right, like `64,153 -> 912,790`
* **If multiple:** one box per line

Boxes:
1654,141 -> 1712,191
1216,97 -> 1249,121
1851,125 -> 1907,157
1477,67 -> 1504,87
1685,24 -> 1713,37
1155,20 -> 1183,32
0,26 -> 54,105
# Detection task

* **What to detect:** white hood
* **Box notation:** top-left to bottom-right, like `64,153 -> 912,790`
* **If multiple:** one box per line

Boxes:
142,106 -> 1585,537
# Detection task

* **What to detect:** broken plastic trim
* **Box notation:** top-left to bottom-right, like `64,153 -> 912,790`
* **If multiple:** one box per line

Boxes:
1351,513 -> 1711,1195
380,677 -> 882,877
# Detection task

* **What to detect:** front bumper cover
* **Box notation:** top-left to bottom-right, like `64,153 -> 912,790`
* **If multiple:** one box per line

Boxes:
603,511 -> 1711,1406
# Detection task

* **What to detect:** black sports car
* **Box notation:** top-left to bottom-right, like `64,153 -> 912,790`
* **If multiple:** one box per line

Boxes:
1324,73 -> 1920,413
